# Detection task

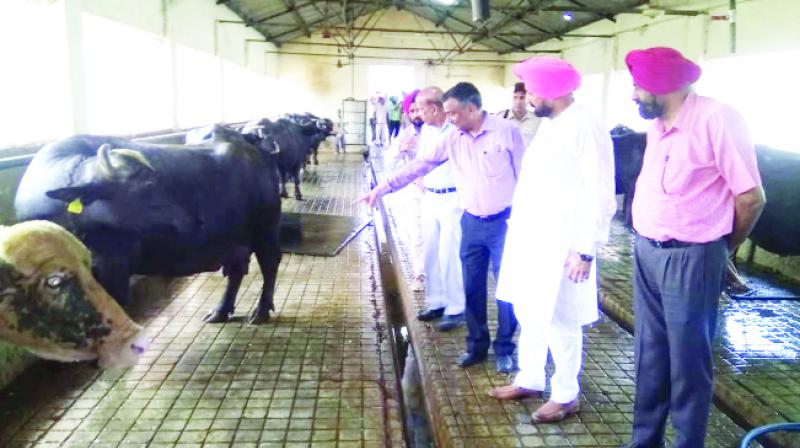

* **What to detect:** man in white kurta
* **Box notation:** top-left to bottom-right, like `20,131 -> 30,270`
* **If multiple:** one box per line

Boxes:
384,91 -> 426,288
490,57 -> 616,424
414,87 -> 465,331
371,94 -> 389,147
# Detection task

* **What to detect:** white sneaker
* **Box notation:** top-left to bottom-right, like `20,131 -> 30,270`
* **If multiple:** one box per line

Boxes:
411,274 -> 425,292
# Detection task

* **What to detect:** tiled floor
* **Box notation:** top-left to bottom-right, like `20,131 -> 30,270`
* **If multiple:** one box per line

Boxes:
372,145 -> 758,447
0,151 -> 404,447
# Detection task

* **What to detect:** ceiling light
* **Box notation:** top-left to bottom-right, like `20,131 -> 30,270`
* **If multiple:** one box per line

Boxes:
562,11 -> 574,21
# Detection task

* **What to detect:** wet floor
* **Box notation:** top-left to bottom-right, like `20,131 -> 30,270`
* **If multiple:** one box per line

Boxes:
0,144 -> 795,447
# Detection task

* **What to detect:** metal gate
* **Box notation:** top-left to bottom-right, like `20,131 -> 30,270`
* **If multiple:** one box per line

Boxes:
342,98 -> 367,147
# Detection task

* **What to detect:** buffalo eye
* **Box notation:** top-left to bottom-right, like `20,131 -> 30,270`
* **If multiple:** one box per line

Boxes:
44,273 -> 66,292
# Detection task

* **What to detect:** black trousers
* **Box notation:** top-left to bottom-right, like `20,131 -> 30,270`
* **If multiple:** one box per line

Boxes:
459,211 -> 518,357
388,120 -> 400,139
630,237 -> 727,448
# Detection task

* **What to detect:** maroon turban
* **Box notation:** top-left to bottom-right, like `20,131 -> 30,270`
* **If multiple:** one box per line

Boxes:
402,89 -> 420,115
512,57 -> 581,100
625,47 -> 702,95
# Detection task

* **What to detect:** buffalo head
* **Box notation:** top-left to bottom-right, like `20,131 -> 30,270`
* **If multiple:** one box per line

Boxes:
0,220 -> 148,368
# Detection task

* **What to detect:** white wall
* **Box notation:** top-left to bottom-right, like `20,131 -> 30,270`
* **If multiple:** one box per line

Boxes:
0,3 -> 517,147
4,0 -> 799,149
0,0 -> 285,146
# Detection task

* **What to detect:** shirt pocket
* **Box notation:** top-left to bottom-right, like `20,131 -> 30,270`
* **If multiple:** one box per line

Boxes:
478,145 -> 512,179
660,142 -> 713,195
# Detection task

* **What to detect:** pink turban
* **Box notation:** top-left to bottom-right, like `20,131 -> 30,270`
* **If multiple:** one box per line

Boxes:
512,57 -> 581,100
625,47 -> 701,95
402,89 -> 420,115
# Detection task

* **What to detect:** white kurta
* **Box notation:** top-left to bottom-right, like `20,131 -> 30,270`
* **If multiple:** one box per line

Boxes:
495,103 -> 616,326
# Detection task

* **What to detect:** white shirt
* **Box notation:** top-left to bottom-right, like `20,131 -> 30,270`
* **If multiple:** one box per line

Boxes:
373,101 -> 388,124
417,122 -> 456,190
495,103 -> 616,324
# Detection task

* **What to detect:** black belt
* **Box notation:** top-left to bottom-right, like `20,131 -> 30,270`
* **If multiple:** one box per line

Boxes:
640,236 -> 717,249
425,186 -> 457,194
465,207 -> 511,222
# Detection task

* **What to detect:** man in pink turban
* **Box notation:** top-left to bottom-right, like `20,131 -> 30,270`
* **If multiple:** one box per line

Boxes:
489,56 -> 617,425
622,47 -> 765,448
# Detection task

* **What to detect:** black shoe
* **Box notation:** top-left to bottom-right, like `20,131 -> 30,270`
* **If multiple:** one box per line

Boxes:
495,354 -> 517,373
436,313 -> 465,331
457,351 -> 488,368
417,307 -> 444,322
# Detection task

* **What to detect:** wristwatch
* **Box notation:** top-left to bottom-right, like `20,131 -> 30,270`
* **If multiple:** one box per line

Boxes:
578,253 -> 594,263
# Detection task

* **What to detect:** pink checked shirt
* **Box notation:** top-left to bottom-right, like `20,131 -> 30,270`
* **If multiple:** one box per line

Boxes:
375,113 -> 525,216
632,93 -> 762,243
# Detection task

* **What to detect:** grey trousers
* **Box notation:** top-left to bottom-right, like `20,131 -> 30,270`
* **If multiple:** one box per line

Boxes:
630,237 -> 728,448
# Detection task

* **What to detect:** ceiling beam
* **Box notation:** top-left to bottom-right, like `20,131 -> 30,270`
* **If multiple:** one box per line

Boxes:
263,49 -> 559,61
281,40 -> 534,53
253,0 -> 317,25
282,0 -> 311,37
271,15 -> 334,40
320,25 -> 608,38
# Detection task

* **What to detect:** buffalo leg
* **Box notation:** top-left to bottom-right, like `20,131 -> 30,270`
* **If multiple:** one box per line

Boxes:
250,227 -> 282,324
203,252 -> 249,323
85,233 -> 135,306
623,190 -> 634,228
746,242 -> 756,266
92,256 -> 132,306
724,256 -> 750,295
279,170 -> 289,199
313,148 -> 319,165
293,173 -> 303,200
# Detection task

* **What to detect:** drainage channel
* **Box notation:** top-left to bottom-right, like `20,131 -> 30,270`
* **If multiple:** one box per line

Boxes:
365,159 -> 435,448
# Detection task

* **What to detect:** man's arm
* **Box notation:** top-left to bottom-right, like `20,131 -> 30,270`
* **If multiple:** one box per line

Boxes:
358,136 -> 449,207
728,186 -> 766,250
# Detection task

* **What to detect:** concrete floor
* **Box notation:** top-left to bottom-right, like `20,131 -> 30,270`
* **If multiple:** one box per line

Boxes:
0,145 -> 797,447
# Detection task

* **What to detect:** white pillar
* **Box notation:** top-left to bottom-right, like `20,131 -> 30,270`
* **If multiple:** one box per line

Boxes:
65,0 -> 88,133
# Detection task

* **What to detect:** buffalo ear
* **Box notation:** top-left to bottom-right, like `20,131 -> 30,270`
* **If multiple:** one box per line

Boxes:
46,183 -> 117,206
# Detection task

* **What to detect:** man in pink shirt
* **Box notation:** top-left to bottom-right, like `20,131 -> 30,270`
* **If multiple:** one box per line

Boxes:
623,47 -> 765,448
360,82 -> 525,373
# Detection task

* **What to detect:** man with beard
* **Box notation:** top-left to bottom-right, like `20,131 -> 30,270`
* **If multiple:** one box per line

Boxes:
489,57 -> 616,424
385,89 -> 427,291
623,47 -> 765,448
413,86 -> 465,331
359,82 -> 525,373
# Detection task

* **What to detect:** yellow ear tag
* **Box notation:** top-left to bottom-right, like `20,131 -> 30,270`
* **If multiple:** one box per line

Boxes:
67,198 -> 84,214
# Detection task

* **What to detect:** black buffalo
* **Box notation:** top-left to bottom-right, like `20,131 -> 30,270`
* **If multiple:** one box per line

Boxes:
284,113 -> 335,166
242,118 -> 313,200
610,125 -> 647,227
14,126 -> 282,324
748,145 -> 799,256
